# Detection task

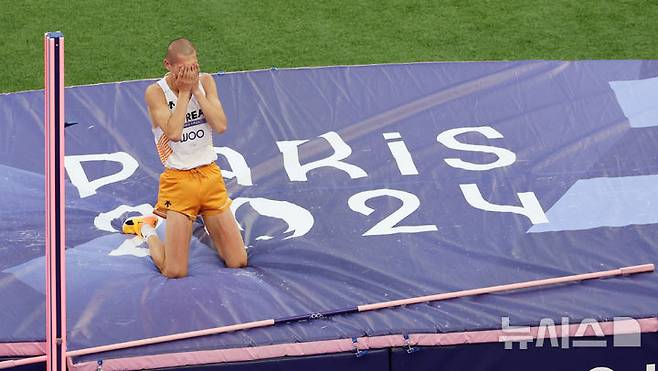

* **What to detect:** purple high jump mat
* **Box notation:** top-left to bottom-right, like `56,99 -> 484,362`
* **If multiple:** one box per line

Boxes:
0,61 -> 657,370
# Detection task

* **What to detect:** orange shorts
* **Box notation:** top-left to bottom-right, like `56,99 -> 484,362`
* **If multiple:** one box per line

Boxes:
154,162 -> 232,221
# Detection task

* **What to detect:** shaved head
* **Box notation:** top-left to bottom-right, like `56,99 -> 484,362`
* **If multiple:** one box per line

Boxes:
166,38 -> 197,63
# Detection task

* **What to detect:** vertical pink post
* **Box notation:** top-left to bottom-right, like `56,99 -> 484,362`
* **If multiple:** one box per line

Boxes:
44,31 -> 67,371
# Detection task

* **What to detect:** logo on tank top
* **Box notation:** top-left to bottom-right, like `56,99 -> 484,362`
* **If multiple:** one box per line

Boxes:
181,129 -> 205,143
167,100 -> 204,123
185,109 -> 203,122
166,95 -> 207,142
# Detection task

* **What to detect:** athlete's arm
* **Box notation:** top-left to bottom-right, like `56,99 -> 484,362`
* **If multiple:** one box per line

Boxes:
145,66 -> 195,142
193,72 -> 228,133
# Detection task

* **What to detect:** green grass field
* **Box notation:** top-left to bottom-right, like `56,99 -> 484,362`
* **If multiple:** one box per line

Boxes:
1,0 -> 657,93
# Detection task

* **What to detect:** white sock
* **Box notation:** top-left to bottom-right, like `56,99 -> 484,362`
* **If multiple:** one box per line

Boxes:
141,224 -> 157,240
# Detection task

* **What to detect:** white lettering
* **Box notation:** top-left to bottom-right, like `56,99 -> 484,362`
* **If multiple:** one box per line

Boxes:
277,131 -> 367,181
383,132 -> 419,175
348,189 -> 438,236
64,152 -> 139,198
437,126 -> 516,171
214,147 -> 253,186
460,183 -> 548,224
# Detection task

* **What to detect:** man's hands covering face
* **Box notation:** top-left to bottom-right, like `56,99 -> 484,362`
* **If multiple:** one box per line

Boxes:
172,63 -> 199,93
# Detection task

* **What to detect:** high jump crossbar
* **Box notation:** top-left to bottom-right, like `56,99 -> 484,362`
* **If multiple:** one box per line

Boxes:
1,264 -> 651,369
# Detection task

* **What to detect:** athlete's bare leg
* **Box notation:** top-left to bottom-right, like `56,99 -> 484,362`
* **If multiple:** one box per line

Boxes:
202,209 -> 247,268
145,210 -> 193,278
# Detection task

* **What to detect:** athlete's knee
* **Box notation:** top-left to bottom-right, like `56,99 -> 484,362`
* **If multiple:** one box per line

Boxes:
162,265 -> 188,279
225,250 -> 247,268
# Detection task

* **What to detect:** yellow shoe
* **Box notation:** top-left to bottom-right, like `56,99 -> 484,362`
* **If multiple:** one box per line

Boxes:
122,215 -> 158,238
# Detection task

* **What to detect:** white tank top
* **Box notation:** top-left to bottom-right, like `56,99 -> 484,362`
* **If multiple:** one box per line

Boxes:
153,74 -> 218,170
